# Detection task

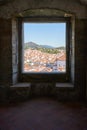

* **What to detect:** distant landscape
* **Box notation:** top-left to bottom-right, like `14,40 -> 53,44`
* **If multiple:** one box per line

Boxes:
24,42 -> 65,54
23,42 -> 66,72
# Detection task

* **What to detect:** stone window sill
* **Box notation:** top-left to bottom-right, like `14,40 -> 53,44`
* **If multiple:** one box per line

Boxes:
11,83 -> 31,88
56,83 -> 74,88
11,82 -> 74,88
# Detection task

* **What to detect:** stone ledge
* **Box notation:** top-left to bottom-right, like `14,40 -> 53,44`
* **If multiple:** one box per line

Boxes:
56,83 -> 74,88
10,82 -> 74,88
11,83 -> 31,88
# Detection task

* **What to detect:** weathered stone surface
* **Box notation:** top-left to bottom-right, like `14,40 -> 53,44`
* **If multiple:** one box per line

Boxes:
0,0 -> 87,103
30,83 -> 55,97
12,19 -> 18,84
0,0 -> 87,19
0,19 -> 12,86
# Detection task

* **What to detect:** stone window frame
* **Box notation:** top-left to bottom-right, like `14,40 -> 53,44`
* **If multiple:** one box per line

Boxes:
17,16 -> 74,83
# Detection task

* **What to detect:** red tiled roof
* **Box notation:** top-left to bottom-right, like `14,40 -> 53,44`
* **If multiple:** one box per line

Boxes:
57,53 -> 66,61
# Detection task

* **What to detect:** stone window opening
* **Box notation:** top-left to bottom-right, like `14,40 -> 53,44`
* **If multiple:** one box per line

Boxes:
12,9 -> 75,84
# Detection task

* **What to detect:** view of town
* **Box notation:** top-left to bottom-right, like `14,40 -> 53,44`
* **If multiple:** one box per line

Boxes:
23,23 -> 66,73
23,42 -> 66,72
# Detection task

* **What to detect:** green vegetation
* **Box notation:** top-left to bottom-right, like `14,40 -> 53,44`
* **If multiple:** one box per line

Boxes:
24,44 -> 30,50
37,47 -> 60,54
56,46 -> 65,50
24,42 -> 65,54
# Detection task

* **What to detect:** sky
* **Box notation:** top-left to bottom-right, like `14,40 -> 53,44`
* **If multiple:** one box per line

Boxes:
24,23 -> 66,48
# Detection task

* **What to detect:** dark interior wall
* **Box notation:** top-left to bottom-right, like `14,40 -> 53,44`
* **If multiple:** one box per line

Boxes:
86,52 -> 87,100
0,19 -> 12,103
75,19 -> 87,100
0,0 -> 87,102
0,19 -> 12,86
85,21 -> 87,100
0,0 -> 86,19
0,18 -> 87,102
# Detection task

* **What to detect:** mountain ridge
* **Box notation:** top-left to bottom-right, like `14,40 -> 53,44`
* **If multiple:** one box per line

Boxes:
24,41 -> 65,50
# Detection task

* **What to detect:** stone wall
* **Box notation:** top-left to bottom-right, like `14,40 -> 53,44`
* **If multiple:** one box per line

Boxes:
75,19 -> 87,100
0,0 -> 87,103
0,19 -> 12,103
12,19 -> 18,84
0,0 -> 87,19
0,19 -> 12,86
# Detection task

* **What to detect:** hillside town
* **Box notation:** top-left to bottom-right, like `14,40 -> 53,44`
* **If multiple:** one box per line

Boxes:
24,48 -> 66,72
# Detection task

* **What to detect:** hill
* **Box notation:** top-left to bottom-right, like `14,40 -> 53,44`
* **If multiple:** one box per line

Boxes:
24,42 -> 65,53
40,45 -> 54,49
24,42 -> 55,49
24,42 -> 40,49
56,46 -> 65,50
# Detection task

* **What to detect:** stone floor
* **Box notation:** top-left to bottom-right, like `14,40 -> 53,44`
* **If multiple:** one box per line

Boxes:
0,98 -> 87,130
